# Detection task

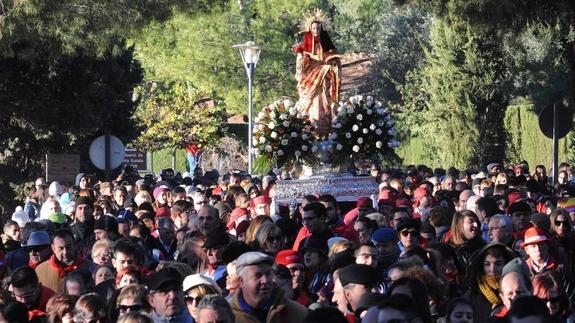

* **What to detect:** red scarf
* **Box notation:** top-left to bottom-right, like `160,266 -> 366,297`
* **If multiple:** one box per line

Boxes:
28,259 -> 40,270
48,255 -> 83,278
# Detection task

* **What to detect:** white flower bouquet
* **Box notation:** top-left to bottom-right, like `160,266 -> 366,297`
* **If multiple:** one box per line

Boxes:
329,95 -> 400,166
252,99 -> 315,172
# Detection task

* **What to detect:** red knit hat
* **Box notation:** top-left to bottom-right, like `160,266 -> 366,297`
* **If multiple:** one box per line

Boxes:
155,207 -> 171,218
252,195 -> 271,206
356,197 -> 373,208
275,249 -> 303,266
413,187 -> 428,203
521,227 -> 548,248
378,189 -> 398,207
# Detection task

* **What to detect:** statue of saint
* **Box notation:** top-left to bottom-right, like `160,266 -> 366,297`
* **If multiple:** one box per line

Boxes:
294,9 -> 341,138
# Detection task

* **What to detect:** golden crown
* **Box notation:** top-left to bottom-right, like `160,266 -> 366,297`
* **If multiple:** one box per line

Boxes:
299,8 -> 332,33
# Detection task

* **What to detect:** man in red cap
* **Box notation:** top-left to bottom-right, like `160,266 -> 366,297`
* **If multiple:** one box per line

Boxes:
522,226 -> 575,303
522,227 -> 564,275
275,249 -> 311,306
343,197 -> 374,225
250,195 -> 271,217
412,186 -> 431,220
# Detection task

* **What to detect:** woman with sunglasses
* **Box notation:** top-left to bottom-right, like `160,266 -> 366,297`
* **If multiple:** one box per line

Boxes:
115,285 -> 151,319
182,274 -> 222,321
254,222 -> 284,256
550,208 -> 575,253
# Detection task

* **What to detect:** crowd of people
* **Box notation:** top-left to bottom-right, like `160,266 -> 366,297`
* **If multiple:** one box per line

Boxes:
0,161 -> 574,322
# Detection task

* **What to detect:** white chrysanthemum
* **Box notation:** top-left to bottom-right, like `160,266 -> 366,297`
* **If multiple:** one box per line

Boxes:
366,109 -> 373,115
291,132 -> 298,138
279,114 -> 286,120
345,132 -> 352,139
376,141 -> 383,149
366,96 -> 374,107
277,150 -> 284,156
376,102 -> 383,108
352,145 -> 360,152
357,114 -> 363,121
295,150 -> 301,157
271,131 -> 278,139
362,128 -> 368,134
258,124 -> 265,131
289,108 -> 297,116
352,125 -> 359,132
283,121 -> 290,127
301,145 -> 309,151
268,122 -> 275,129
347,107 -> 354,114
281,139 -> 289,146
369,124 -> 376,131
269,111 -> 276,118
283,99 -> 292,108
375,128 -> 383,135
265,145 -> 273,152
296,113 -> 302,118
336,144 -> 343,151
357,137 -> 364,144
259,137 -> 266,144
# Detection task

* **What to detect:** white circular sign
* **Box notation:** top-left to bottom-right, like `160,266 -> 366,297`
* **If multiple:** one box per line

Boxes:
89,135 -> 126,170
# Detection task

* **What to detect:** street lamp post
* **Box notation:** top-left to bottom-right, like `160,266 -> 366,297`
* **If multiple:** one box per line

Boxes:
233,41 -> 261,174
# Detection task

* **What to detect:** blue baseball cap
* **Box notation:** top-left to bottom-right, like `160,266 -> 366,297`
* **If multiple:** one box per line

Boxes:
116,209 -> 137,224
371,227 -> 397,243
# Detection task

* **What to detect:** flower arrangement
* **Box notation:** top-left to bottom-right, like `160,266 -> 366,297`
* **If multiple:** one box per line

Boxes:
252,99 -> 315,172
328,95 -> 400,166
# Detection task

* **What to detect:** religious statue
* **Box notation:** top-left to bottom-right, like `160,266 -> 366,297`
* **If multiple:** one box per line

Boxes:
294,9 -> 342,138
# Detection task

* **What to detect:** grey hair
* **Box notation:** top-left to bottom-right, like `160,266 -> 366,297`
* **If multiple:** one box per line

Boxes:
196,295 -> 234,321
490,214 -> 512,231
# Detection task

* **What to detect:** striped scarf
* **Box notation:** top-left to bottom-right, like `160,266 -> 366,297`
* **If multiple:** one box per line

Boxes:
477,275 -> 502,308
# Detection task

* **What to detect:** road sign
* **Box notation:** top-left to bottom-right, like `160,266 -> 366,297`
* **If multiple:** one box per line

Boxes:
89,135 -> 125,171
46,154 -> 80,183
123,147 -> 148,171
538,104 -> 573,139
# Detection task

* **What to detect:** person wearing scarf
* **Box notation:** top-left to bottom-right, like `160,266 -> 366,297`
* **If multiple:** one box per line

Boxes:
35,229 -> 95,293
462,243 -> 516,323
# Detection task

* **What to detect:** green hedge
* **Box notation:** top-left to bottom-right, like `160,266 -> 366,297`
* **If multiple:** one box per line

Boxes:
398,103 -> 573,168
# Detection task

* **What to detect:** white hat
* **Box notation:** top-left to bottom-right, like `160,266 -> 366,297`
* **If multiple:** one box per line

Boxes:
12,208 -> 30,227
182,274 -> 222,294
48,181 -> 62,196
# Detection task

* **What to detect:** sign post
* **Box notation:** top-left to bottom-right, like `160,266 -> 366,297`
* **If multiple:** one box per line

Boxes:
538,103 -> 573,186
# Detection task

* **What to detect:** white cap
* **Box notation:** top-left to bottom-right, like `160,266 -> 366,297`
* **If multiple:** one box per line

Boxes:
182,274 -> 222,294
12,209 -> 30,227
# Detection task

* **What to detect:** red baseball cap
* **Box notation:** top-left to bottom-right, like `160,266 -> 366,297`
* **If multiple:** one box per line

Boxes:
275,249 -> 303,266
